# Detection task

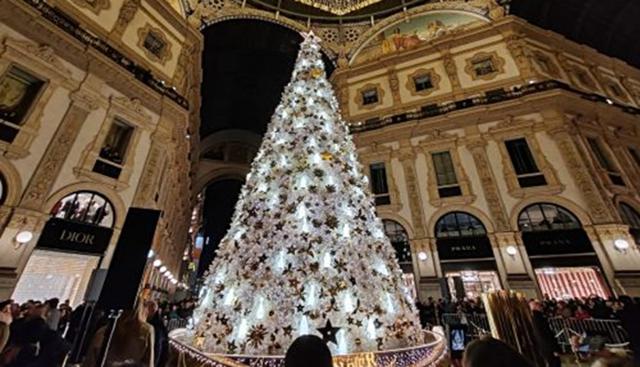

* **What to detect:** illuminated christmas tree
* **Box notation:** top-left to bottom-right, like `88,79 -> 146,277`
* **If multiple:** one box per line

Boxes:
191,32 -> 422,356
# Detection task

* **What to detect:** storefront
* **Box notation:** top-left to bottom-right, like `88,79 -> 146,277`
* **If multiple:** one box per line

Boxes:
12,191 -> 114,306
435,212 -> 501,300
518,203 -> 610,300
383,219 -> 417,302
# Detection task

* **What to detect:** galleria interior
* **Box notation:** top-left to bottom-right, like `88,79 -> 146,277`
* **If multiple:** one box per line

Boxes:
1,0 -> 640,364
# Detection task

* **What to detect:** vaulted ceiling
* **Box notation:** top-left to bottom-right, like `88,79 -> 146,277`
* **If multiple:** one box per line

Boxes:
509,0 -> 640,69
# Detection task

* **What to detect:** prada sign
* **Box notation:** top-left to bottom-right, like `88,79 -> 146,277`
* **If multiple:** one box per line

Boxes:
37,218 -> 113,255
437,236 -> 494,260
522,229 -> 594,256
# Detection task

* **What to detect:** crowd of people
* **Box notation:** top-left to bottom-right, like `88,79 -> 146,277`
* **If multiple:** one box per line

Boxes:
415,294 -> 640,327
0,297 -> 199,367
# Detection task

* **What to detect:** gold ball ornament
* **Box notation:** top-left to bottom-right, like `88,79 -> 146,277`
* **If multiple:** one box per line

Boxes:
320,151 -> 333,161
310,68 -> 323,78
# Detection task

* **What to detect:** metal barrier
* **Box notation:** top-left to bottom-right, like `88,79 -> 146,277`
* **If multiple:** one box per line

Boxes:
441,313 -> 491,338
166,318 -> 189,331
441,313 -> 629,352
547,317 -> 628,352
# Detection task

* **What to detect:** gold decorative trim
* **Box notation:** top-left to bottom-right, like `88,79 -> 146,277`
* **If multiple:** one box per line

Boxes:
406,68 -> 442,97
69,0 -> 110,15
464,51 -> 506,81
354,83 -> 384,110
569,65 -> 598,91
137,23 -> 173,66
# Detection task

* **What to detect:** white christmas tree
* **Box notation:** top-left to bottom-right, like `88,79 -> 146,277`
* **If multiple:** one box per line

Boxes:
191,32 -> 422,356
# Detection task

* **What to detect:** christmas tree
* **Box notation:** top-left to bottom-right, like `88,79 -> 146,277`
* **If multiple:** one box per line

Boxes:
191,32 -> 422,356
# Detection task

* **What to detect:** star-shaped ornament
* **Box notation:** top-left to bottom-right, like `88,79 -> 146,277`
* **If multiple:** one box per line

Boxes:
317,319 -> 341,345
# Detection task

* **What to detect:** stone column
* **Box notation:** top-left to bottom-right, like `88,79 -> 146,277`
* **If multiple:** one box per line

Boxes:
586,224 -> 640,296
411,238 -> 441,301
394,145 -> 427,239
465,137 -> 510,231
492,231 -> 538,298
545,122 -> 614,224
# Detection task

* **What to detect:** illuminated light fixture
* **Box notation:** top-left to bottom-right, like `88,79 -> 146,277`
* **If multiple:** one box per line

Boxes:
506,245 -> 518,256
153,259 -> 162,268
148,249 -> 155,258
606,98 -> 614,105
291,0 -> 383,15
417,251 -> 428,261
15,230 -> 34,245
171,279 -> 178,285
159,266 -> 167,274
614,238 -> 630,252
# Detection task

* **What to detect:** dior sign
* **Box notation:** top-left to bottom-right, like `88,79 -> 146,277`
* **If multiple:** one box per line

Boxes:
37,218 -> 112,255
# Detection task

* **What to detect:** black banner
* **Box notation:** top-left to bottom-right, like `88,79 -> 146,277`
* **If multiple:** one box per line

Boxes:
37,218 -> 113,255
437,236 -> 494,260
522,228 -> 594,256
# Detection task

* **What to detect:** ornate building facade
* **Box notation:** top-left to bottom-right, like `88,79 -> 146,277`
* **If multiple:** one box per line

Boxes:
2,0 -> 640,306
0,0 -> 201,303
335,13 -> 640,300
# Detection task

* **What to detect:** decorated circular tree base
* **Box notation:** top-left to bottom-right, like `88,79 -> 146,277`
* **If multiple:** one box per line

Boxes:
170,330 -> 447,367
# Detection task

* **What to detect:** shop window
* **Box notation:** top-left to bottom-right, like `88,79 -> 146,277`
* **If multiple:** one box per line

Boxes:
361,89 -> 379,105
471,58 -> 496,77
143,31 -> 167,60
94,118 -> 134,179
431,151 -> 461,198
413,74 -> 433,92
504,138 -> 547,187
586,137 -> 625,186
619,203 -> 640,246
0,66 -> 45,143
518,203 -> 580,232
435,212 -> 486,239
50,191 -> 115,227
369,162 -> 390,205
383,219 -> 412,267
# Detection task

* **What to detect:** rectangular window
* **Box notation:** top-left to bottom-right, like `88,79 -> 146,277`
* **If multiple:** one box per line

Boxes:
93,118 -> 134,179
143,31 -> 166,58
505,138 -> 547,188
362,89 -> 379,105
472,58 -> 496,76
369,162 -> 390,205
587,138 -> 625,186
432,151 -> 462,198
0,66 -> 45,143
413,75 -> 433,91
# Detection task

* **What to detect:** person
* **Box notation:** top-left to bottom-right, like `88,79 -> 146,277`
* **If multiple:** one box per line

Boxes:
529,300 -> 561,367
45,298 -> 61,332
144,300 -> 168,367
284,335 -> 332,367
591,356 -> 634,367
82,308 -> 154,367
0,301 -> 12,353
616,296 -> 640,366
1,303 -> 49,366
462,337 -> 534,367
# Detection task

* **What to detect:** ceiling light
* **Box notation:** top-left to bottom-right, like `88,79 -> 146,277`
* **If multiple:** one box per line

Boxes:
153,259 -> 162,268
15,231 -> 33,244
614,238 -> 630,252
506,245 -> 518,256
159,266 -> 167,273
417,251 -> 428,261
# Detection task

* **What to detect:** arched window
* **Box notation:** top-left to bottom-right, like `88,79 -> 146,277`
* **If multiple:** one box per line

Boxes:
51,191 -> 115,227
518,203 -> 580,232
619,202 -> 640,230
435,212 -> 487,238
383,219 -> 412,264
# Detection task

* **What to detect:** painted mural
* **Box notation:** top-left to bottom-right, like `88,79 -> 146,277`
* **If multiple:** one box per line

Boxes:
353,11 -> 487,64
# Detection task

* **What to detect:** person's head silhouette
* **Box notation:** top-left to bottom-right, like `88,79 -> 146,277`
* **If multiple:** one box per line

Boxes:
285,335 -> 333,367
